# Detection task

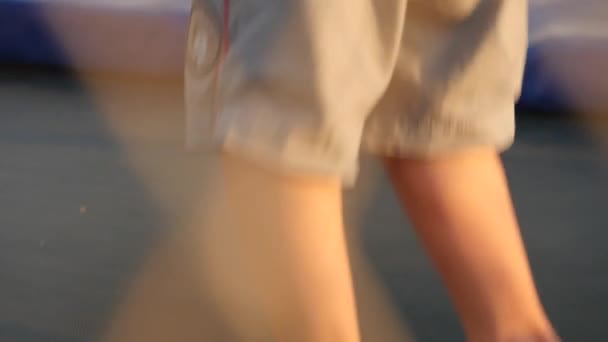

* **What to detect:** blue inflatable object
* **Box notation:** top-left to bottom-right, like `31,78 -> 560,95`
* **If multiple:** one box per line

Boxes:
519,0 -> 608,112
520,44 -> 565,112
0,0 -> 67,66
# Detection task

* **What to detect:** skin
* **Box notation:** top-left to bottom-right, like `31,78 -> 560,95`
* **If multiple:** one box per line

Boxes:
199,149 -> 557,341
198,154 -> 360,342
384,149 -> 557,342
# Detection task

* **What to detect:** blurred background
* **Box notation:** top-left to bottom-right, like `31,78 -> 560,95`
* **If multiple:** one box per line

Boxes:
0,0 -> 607,341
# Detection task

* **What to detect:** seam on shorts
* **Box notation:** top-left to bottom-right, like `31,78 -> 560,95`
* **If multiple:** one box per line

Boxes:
217,108 -> 359,186
363,104 -> 516,157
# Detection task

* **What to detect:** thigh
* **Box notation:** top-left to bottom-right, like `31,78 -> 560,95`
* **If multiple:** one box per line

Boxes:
197,154 -> 359,340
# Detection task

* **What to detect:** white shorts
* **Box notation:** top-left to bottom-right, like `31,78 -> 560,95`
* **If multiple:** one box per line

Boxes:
185,0 -> 528,185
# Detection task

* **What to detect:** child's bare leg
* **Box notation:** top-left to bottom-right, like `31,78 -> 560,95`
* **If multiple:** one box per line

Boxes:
199,153 -> 360,342
383,148 -> 558,342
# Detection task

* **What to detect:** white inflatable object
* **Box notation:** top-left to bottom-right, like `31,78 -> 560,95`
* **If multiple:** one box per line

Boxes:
0,0 -> 191,74
2,0 -> 608,113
